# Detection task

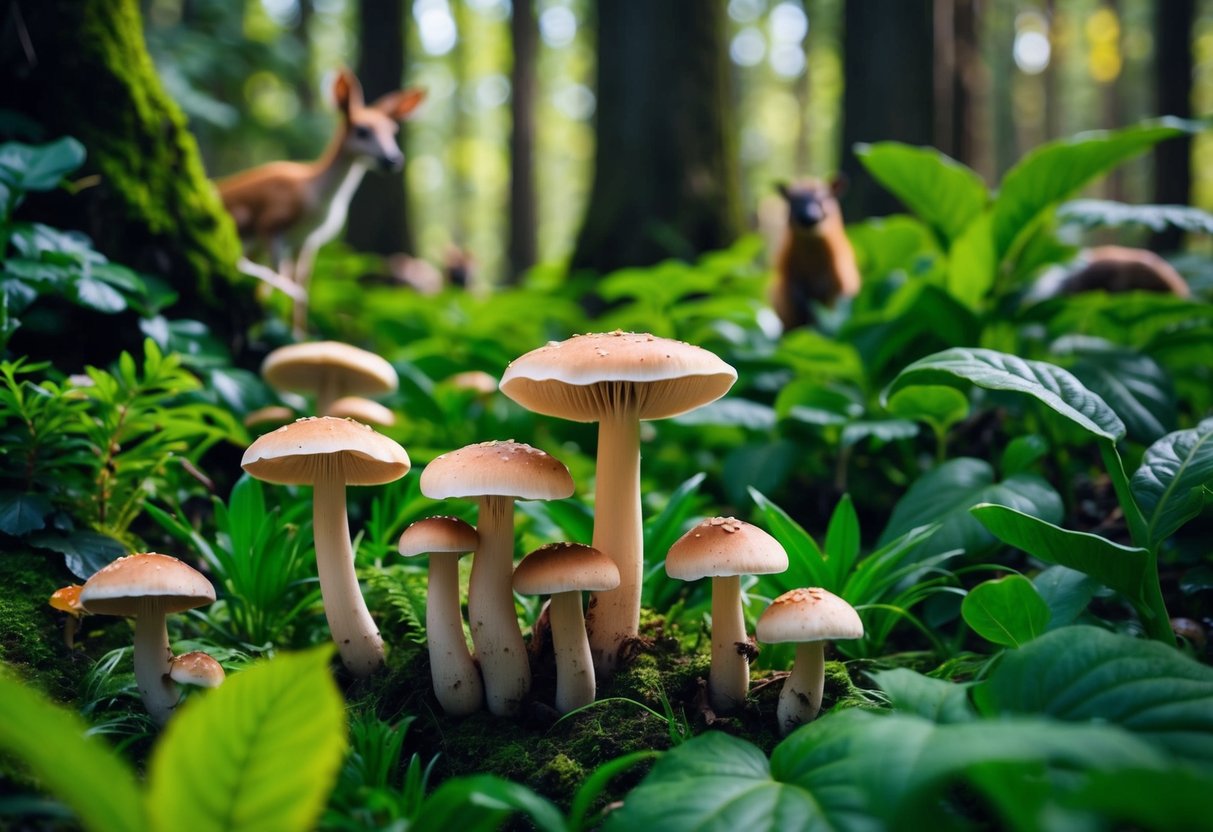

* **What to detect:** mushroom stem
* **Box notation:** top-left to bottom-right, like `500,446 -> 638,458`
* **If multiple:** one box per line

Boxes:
550,590 -> 596,713
315,373 -> 340,416
469,495 -> 530,716
778,641 -> 825,735
132,610 -> 177,726
426,553 -> 484,715
709,575 -> 750,713
314,467 -> 385,676
586,407 -> 642,676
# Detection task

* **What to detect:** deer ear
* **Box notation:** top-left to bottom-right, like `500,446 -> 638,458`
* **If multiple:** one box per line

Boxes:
371,87 -> 427,120
332,68 -> 364,115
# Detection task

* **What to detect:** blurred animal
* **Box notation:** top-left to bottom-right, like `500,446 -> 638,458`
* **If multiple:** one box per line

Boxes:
1052,246 -> 1189,297
216,69 -> 425,334
772,178 -> 861,331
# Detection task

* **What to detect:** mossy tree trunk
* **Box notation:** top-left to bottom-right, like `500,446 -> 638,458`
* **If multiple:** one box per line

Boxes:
2,0 -> 256,354
570,0 -> 742,276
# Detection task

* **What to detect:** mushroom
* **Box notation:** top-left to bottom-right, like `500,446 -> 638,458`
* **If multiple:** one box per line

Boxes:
448,370 -> 498,397
242,416 -> 411,676
79,553 -> 216,725
48,584 -> 87,648
420,440 -> 574,716
398,516 -> 484,716
513,542 -> 620,714
756,587 -> 863,735
262,341 -> 398,415
666,517 -> 788,714
500,331 -> 736,675
326,396 -> 397,427
243,405 -> 297,430
169,651 -> 226,689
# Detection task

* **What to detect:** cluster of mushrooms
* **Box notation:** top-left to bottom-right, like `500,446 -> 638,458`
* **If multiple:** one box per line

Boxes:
57,331 -> 864,736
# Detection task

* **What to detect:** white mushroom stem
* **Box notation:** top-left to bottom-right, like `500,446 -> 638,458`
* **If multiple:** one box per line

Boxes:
425,554 -> 484,715
586,406 -> 642,676
315,373 -> 341,416
777,641 -> 826,735
314,465 -> 385,676
709,575 -> 750,713
132,608 -> 177,726
469,495 -> 530,716
549,590 -> 596,714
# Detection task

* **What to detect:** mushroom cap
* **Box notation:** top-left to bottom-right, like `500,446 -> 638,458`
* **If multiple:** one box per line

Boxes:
448,370 -> 498,395
419,440 -> 574,501
499,331 -> 737,422
80,553 -> 216,617
513,542 -> 620,595
665,517 -> 789,580
169,651 -> 226,688
241,417 -> 411,486
398,515 -> 479,557
49,584 -> 85,615
756,587 -> 864,644
243,405 -> 297,429
326,396 -> 397,427
262,341 -> 398,398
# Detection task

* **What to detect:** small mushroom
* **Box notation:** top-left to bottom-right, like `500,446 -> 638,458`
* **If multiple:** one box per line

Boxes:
243,405 -> 298,430
242,416 -> 411,676
80,554 -> 216,725
666,517 -> 788,714
398,516 -> 484,716
756,587 -> 863,735
326,396 -> 396,427
262,341 -> 398,415
447,370 -> 498,397
514,542 -> 619,714
48,584 -> 87,648
169,651 -> 226,689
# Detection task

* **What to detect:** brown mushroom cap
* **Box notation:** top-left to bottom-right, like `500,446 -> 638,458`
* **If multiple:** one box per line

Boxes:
262,341 -> 398,398
419,440 -> 574,501
448,370 -> 498,395
665,517 -> 789,580
326,396 -> 397,427
169,651 -> 226,688
49,584 -> 85,615
756,587 -> 864,644
80,554 -> 216,617
398,515 -> 479,556
514,542 -> 621,595
243,405 -> 297,429
499,331 -> 737,422
241,417 -> 411,486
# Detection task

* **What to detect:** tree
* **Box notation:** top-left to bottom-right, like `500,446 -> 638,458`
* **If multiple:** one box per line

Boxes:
1151,0 -> 1195,252
506,0 -> 538,283
2,0 -> 256,355
570,0 -> 742,276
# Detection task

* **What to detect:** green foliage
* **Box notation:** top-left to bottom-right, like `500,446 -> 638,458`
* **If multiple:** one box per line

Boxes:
961,574 -> 1050,648
1057,198 -> 1213,235
1131,417 -> 1213,548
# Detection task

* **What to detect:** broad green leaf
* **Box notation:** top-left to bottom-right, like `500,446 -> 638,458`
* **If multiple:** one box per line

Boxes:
991,119 -> 1196,262
146,648 -> 347,832
568,751 -> 661,832
1032,565 -> 1099,629
848,284 -> 981,383
869,668 -> 975,723
1057,198 -> 1213,235
411,775 -> 567,832
839,418 -> 918,448
974,625 -> 1213,765
672,398 -> 776,430
0,137 -> 86,192
28,529 -> 127,580
847,214 -> 940,283
886,385 -> 970,432
971,503 -> 1152,610
1051,335 -> 1175,444
855,143 -> 988,244
999,434 -> 1049,476
1063,767 -> 1213,832
883,347 -> 1125,442
0,490 -> 51,535
71,276 -> 128,314
721,440 -> 798,508
824,495 -> 860,588
961,574 -> 1051,648
750,488 -> 828,592
879,457 -> 1063,559
0,670 -> 144,832
946,211 -> 997,308
1131,418 -> 1213,548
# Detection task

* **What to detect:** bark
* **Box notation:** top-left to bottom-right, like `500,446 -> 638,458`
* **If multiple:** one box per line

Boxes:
1151,0 -> 1194,252
506,0 -> 539,283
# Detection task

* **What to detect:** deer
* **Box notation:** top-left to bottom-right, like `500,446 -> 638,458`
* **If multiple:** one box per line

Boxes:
772,178 -> 861,331
216,69 -> 425,334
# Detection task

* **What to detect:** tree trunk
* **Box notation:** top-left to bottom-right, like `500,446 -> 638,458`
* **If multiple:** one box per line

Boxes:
570,0 -> 742,276
839,0 -> 935,219
346,0 -> 414,255
1151,0 -> 1194,253
934,0 -> 980,170
506,0 -> 538,284
1,0 -> 255,357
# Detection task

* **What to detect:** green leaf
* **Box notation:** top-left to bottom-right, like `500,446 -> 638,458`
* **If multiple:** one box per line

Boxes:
1032,565 -> 1099,629
567,751 -> 660,832
847,215 -> 940,283
672,398 -> 776,430
824,495 -> 860,589
0,670 -> 144,832
855,143 -> 988,244
971,503 -> 1153,610
1131,418 -> 1213,549
961,574 -> 1051,648
886,385 -> 970,433
883,347 -> 1126,442
869,668 -> 975,723
146,648 -> 347,832
946,211 -> 997,308
411,775 -> 567,832
1057,198 -> 1213,235
750,488 -> 828,592
0,137 -> 86,192
839,418 -> 918,448
0,490 -> 52,535
999,434 -> 1049,476
1063,767 -> 1213,832
71,275 -> 128,314
974,625 -> 1213,765
991,119 -> 1197,262
28,529 -> 128,580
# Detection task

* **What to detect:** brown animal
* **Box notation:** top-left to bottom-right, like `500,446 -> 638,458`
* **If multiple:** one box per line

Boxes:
1055,246 -> 1189,297
216,69 -> 425,334
772,178 -> 861,331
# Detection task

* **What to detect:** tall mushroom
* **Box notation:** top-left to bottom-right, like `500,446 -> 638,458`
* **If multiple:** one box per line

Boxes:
242,416 -> 411,676
79,553 -> 216,725
666,517 -> 788,713
420,440 -> 573,716
500,331 -> 736,675
756,587 -> 863,735
513,542 -> 619,714
262,341 -> 398,416
398,515 -> 484,716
